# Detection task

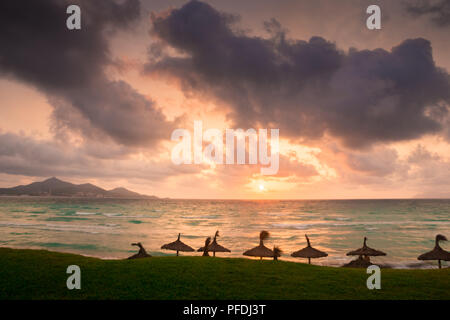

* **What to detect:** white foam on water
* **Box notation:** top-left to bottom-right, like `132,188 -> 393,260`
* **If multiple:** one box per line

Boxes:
75,211 -> 98,215
181,215 -> 218,219
0,221 -> 121,234
103,213 -> 123,217
261,211 -> 288,216
103,223 -> 120,228
102,213 -> 146,218
271,223 -> 317,230
328,220 -> 450,227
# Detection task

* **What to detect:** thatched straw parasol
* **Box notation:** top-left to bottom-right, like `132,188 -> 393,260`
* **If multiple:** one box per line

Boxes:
161,233 -> 194,256
344,237 -> 386,267
127,242 -> 151,259
418,234 -> 450,269
243,230 -> 274,260
202,237 -> 212,257
273,246 -> 282,261
347,237 -> 386,257
291,234 -> 328,264
197,230 -> 231,257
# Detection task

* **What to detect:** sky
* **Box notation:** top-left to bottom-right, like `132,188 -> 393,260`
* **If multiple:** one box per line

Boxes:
0,0 -> 449,199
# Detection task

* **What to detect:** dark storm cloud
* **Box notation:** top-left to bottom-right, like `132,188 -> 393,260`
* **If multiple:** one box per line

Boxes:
0,0 -> 175,147
146,0 -> 450,148
405,0 -> 450,27
0,132 -> 202,180
0,132 -> 89,177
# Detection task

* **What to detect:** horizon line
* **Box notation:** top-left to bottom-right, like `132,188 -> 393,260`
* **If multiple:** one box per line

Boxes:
1,195 -> 449,201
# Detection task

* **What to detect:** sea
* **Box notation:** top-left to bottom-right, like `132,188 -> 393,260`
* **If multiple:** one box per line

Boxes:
0,197 -> 449,268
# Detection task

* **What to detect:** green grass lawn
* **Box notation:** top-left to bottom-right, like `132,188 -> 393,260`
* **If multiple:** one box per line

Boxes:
0,248 -> 448,300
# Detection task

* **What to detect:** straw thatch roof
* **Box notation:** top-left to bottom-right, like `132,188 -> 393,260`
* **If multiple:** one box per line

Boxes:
291,235 -> 328,260
198,241 -> 231,253
197,231 -> 231,254
418,247 -> 450,260
161,233 -> 194,255
243,230 -> 274,258
127,242 -> 151,259
244,245 -> 274,257
208,240 -> 231,252
346,237 -> 386,257
418,235 -> 450,268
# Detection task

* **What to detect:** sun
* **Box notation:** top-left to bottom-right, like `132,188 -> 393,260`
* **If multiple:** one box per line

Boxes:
259,184 -> 265,191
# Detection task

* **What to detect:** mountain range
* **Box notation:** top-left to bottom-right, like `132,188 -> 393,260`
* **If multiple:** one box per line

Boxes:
0,177 -> 158,199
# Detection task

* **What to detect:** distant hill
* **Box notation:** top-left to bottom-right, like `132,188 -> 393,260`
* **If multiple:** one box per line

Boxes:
0,177 -> 158,199
108,187 -> 145,198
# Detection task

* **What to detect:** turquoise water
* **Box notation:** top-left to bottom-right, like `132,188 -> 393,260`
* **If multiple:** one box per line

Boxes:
0,197 -> 449,268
